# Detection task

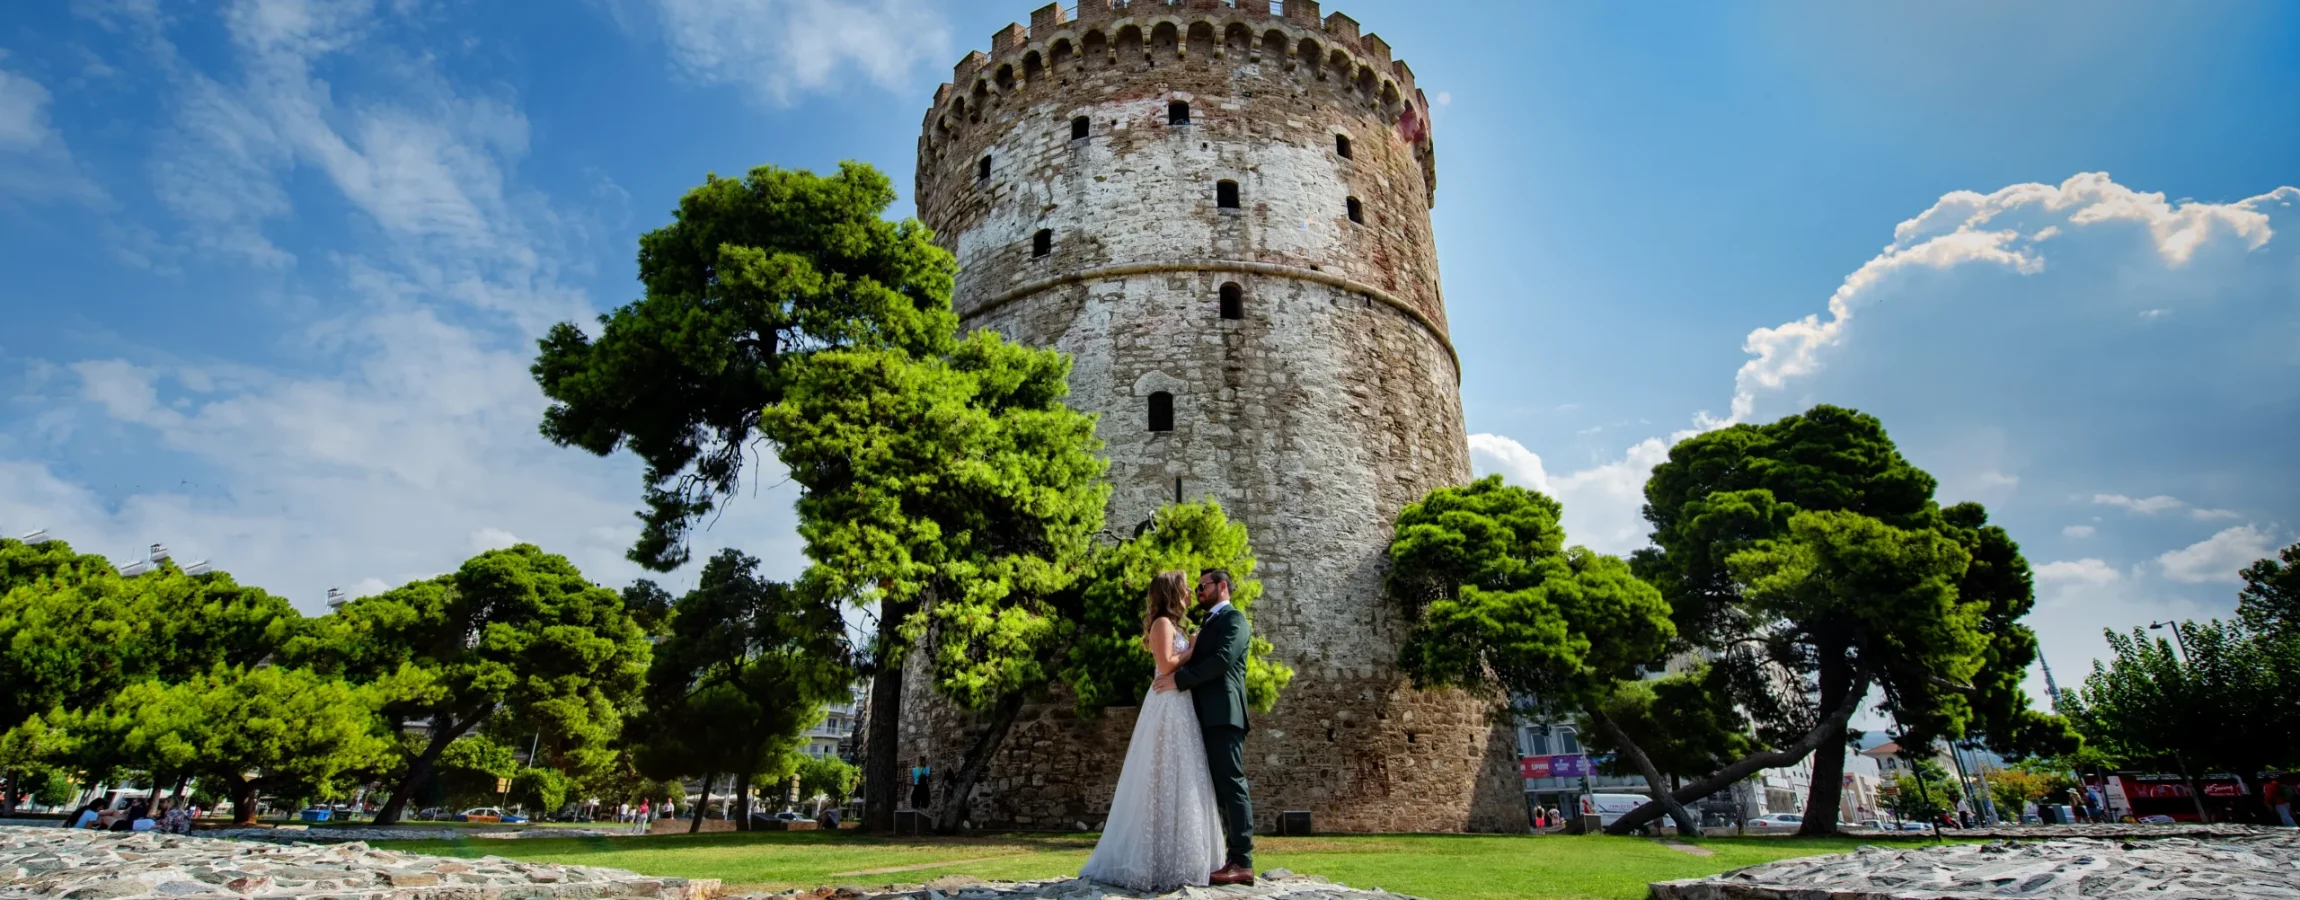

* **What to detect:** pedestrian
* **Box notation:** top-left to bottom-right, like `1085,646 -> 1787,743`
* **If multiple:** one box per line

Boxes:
2083,785 -> 2104,824
2067,788 -> 2088,824
2268,775 -> 2294,827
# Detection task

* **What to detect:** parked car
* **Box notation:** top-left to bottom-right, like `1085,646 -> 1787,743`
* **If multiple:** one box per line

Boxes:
1744,813 -> 1803,834
500,814 -> 529,824
455,807 -> 504,823
1898,821 -> 1929,831
2138,814 -> 2175,824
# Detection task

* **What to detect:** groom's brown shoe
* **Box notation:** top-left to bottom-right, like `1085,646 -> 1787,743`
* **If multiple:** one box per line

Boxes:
1209,864 -> 1255,886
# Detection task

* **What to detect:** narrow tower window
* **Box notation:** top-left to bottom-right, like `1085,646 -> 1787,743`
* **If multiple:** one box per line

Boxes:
1217,180 -> 1240,209
1148,391 -> 1174,432
1336,134 -> 1353,158
1168,100 -> 1191,125
1346,196 -> 1364,224
1032,228 -> 1052,258
1071,116 -> 1090,140
1219,282 -> 1243,320
978,155 -> 992,180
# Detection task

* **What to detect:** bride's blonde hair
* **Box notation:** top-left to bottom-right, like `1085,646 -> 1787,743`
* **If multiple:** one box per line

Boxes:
1143,570 -> 1190,630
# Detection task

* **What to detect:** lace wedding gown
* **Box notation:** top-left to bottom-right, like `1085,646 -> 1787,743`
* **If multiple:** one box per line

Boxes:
1077,630 -> 1227,892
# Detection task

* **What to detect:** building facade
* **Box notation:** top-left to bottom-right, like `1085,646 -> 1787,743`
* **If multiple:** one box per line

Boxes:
806,685 -> 866,760
899,0 -> 1523,833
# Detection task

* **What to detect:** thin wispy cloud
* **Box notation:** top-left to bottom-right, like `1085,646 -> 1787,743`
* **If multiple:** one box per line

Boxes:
642,0 -> 951,106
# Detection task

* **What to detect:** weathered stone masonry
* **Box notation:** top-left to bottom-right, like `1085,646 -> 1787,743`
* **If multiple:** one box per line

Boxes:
900,0 -> 1524,834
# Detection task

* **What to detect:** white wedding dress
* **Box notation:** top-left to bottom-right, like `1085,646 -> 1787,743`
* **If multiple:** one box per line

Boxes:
1077,629 -> 1227,892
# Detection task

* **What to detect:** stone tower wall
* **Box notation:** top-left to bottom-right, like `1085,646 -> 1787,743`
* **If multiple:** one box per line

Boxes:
903,0 -> 1525,834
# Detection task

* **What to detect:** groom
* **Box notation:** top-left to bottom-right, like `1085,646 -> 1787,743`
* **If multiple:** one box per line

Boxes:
1154,569 -> 1255,886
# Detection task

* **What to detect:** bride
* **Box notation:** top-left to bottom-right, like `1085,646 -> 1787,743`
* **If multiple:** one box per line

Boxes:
1077,571 -> 1227,892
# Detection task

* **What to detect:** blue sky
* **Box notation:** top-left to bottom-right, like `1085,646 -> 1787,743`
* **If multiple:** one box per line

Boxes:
1,0 -> 2294,709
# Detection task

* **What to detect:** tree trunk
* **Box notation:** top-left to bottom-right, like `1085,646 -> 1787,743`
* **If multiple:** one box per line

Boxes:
863,597 -> 915,834
734,770 -> 754,832
1796,646 -> 1855,836
227,777 -> 260,827
2173,752 -> 2210,822
931,691 -> 1026,835
373,716 -> 473,826
1589,707 -> 1700,837
1,770 -> 16,817
1608,675 -> 1873,836
689,772 -> 712,834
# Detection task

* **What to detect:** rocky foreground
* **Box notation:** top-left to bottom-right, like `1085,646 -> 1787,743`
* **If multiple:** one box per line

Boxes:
1652,829 -> 2300,899
0,828 -> 717,899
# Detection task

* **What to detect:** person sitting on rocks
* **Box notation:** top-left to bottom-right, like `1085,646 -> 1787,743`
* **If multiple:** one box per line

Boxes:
65,802 -> 101,829
162,799 -> 194,834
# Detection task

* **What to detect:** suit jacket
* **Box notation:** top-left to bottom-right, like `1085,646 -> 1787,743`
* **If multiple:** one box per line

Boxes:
1173,604 -> 1251,733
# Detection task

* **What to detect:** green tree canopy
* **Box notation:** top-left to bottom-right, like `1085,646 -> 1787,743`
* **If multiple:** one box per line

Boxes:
1064,500 -> 1293,716
1627,405 -> 2069,835
533,162 -> 959,571
1383,475 -> 1687,832
510,766 -> 572,815
635,548 -> 852,830
761,332 -> 1109,832
66,665 -> 389,825
2237,540 -> 2300,637
796,754 -> 861,805
0,538 -> 300,814
294,544 -> 650,824
1880,758 -> 1956,823
2064,621 -> 2297,786
1576,665 -> 1759,786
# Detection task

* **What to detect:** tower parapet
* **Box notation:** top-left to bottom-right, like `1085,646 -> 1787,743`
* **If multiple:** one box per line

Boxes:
902,0 -> 1521,835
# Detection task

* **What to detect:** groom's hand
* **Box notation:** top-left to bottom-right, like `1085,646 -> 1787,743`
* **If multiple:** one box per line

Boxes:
1152,672 -> 1176,693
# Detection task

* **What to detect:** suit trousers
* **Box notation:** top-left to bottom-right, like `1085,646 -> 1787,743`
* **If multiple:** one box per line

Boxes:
1201,724 -> 1253,868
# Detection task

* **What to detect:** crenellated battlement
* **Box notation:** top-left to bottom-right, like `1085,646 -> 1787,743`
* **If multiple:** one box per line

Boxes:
920,1 -> 1436,204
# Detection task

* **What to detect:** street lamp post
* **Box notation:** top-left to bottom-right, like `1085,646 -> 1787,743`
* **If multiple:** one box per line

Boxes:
2147,621 -> 2191,661
2146,620 -> 2213,822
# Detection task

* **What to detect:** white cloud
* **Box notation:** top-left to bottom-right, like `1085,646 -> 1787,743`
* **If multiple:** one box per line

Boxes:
2089,493 -> 2241,520
2093,493 -> 2186,514
470,527 -> 524,552
2034,558 -> 2120,587
2157,524 -> 2278,584
645,0 -> 950,105
1469,433 -> 1668,555
1722,173 -> 2291,423
0,67 -> 104,204
2062,525 -> 2096,538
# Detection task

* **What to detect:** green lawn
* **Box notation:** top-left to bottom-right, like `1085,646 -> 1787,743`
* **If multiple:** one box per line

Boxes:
380,829 -> 1945,900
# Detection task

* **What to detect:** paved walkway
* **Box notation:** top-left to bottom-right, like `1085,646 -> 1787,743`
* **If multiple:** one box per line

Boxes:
1653,830 -> 2300,899
0,828 -> 717,899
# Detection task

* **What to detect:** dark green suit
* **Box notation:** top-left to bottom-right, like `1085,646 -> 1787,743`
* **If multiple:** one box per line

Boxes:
1173,603 -> 1253,868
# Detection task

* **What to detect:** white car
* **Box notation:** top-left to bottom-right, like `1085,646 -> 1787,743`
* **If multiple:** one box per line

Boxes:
1745,813 -> 1803,833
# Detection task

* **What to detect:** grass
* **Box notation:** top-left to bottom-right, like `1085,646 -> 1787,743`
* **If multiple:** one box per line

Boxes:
379,829 -> 1956,900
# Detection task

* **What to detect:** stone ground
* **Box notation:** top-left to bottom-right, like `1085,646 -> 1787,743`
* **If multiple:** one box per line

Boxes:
725,871 -> 1419,900
1652,829 -> 2300,899
205,825 -> 641,844
0,829 -> 718,899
